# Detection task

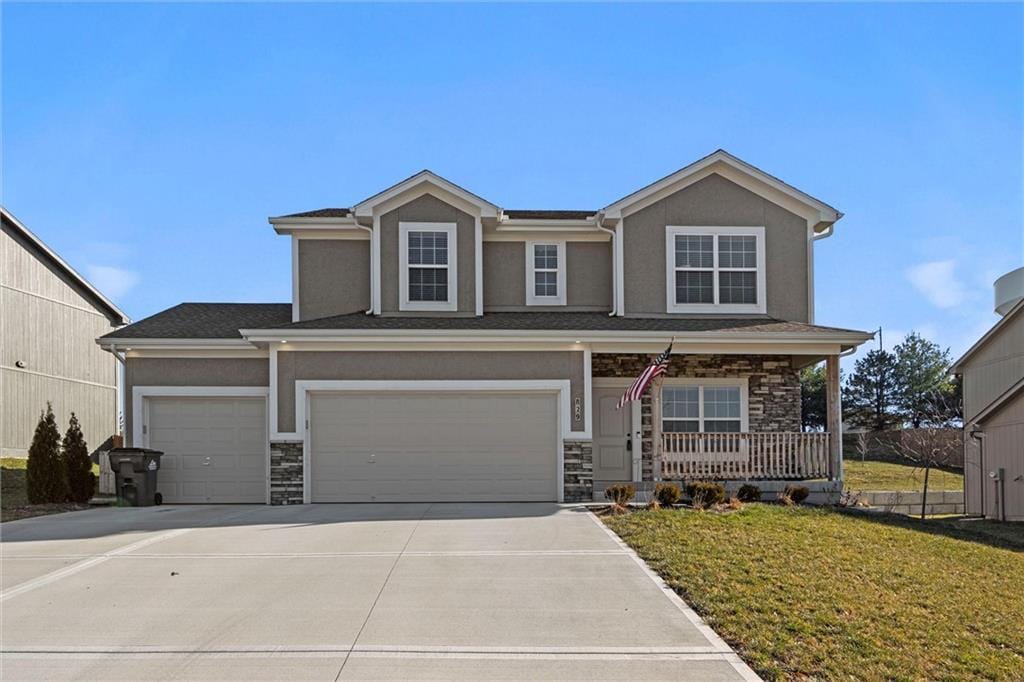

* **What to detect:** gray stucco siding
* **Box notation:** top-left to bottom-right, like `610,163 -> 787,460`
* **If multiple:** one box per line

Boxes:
380,193 -> 476,314
298,239 -> 370,320
276,350 -> 585,433
622,173 -> 809,322
124,358 -> 270,446
482,241 -> 612,311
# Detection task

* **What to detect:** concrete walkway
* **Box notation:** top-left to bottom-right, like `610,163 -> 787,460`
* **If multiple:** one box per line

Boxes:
1,504 -> 756,681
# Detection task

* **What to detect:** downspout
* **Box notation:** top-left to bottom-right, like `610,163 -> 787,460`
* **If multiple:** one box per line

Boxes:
595,214 -> 617,316
970,426 -> 986,518
354,221 -> 375,315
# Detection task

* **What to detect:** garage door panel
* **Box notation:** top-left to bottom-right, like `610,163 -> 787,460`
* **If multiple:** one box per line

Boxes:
310,392 -> 558,503
146,397 -> 267,504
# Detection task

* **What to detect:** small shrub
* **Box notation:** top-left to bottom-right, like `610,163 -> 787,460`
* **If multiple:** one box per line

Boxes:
783,485 -> 810,505
604,484 -> 635,506
736,484 -> 762,502
685,481 -> 726,508
653,482 -> 681,507
725,497 -> 744,510
646,498 -> 661,511
62,413 -> 95,503
27,403 -> 69,504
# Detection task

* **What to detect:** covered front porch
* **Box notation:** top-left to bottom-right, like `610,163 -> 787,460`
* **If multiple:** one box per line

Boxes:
590,352 -> 843,499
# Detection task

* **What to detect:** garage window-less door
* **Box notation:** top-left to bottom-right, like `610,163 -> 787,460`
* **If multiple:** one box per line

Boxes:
309,392 -> 559,503
146,397 -> 266,503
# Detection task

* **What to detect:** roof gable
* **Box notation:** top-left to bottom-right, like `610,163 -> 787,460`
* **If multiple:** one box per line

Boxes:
2,206 -> 129,325
600,149 -> 841,230
953,297 -> 1024,372
353,170 -> 499,219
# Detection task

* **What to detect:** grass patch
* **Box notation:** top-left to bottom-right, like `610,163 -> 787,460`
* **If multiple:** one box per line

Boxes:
604,505 -> 1024,680
1,457 -> 98,522
844,459 -> 963,492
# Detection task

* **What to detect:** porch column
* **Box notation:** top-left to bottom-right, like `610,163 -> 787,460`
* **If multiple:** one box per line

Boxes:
825,354 -> 842,480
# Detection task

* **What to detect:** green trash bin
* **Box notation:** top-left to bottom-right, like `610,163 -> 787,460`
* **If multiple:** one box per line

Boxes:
108,448 -> 164,506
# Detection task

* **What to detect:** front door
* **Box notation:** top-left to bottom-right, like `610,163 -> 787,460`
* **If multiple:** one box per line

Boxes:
593,386 -> 634,483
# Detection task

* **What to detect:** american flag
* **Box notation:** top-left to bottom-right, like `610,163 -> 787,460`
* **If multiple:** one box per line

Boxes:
616,341 -> 673,409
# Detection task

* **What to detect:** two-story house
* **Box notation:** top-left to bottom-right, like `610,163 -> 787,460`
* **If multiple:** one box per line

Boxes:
98,150 -> 872,504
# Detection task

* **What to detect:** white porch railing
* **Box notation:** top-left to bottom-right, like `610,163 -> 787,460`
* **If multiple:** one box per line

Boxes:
661,432 -> 832,480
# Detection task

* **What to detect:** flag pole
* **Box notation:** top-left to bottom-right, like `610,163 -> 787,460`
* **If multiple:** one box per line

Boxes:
651,336 -> 674,482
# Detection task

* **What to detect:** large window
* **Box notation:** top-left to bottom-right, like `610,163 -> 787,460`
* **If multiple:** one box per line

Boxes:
525,241 -> 566,306
662,381 -> 747,433
399,222 -> 457,311
665,226 -> 766,313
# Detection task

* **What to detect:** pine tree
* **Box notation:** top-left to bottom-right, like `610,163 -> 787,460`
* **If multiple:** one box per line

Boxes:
800,364 -> 828,431
26,403 -> 69,504
843,349 -> 901,431
62,412 -> 95,503
893,332 -> 954,427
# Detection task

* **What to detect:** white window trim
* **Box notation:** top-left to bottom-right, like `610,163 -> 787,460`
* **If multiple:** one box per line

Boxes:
664,226 -> 766,314
660,377 -> 749,433
525,240 -> 566,306
399,222 -> 458,312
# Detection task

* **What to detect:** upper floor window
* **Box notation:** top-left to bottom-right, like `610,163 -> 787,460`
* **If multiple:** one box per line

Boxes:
662,380 -> 748,433
525,241 -> 566,306
664,226 -> 766,314
399,222 -> 457,311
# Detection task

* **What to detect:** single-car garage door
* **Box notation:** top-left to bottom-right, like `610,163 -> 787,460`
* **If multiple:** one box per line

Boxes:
146,397 -> 267,503
309,392 -> 559,502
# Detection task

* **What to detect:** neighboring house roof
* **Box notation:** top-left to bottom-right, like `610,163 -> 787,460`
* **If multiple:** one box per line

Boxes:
1,206 -> 129,325
271,149 -> 841,230
952,297 -> 1024,372
970,376 -> 1024,425
98,303 -> 291,340
99,305 -> 869,343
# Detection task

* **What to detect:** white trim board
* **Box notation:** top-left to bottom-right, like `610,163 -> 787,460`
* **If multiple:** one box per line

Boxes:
294,379 -> 575,503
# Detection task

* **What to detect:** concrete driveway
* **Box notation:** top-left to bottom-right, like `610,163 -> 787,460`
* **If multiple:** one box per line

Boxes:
1,504 -> 755,681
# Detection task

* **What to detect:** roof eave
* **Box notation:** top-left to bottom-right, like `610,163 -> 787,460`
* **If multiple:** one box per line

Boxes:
2,206 -> 130,325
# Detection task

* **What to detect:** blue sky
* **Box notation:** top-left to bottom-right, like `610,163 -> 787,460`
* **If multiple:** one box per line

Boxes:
4,3 -> 1022,366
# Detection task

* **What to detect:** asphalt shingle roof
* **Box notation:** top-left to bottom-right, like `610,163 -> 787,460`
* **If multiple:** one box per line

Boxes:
269,311 -> 866,335
503,210 -> 596,220
100,303 -> 291,339
275,208 -> 350,219
101,304 -> 871,340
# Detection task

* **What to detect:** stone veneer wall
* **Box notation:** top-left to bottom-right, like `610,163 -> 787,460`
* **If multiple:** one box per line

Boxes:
270,442 -> 303,505
563,440 -> 594,502
592,354 -> 801,481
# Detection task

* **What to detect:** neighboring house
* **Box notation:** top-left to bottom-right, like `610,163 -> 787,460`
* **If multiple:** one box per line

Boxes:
954,266 -> 1024,521
1,207 -> 128,466
97,150 -> 872,504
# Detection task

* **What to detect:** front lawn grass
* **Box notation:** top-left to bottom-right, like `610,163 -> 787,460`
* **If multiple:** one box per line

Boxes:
1,457 -> 98,522
604,505 -> 1024,680
844,458 -> 963,492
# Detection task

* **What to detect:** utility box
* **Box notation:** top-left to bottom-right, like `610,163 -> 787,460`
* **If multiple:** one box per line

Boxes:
108,448 -> 164,506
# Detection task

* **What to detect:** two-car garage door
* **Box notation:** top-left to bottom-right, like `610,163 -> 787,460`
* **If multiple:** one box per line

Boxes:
309,392 -> 559,502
